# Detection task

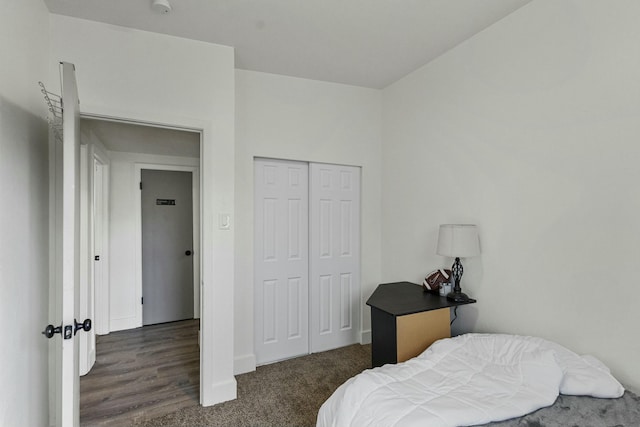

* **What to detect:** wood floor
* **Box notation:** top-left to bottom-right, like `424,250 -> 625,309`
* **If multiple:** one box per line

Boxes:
80,319 -> 200,427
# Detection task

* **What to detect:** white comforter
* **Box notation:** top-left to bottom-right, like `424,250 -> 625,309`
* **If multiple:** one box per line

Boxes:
317,334 -> 624,427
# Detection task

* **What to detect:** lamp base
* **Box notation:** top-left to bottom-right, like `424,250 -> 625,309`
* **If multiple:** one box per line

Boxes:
446,291 -> 471,303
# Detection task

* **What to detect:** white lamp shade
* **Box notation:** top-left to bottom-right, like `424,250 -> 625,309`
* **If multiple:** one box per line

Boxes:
436,224 -> 480,258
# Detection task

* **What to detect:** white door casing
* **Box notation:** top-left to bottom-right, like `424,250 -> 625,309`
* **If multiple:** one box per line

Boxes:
254,159 -> 309,364
309,163 -> 361,353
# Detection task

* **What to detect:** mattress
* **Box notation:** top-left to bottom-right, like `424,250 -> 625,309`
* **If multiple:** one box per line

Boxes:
317,334 -> 628,427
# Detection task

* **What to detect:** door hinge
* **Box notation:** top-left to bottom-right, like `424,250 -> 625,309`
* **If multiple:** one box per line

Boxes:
139,181 -> 143,190
141,297 -> 144,305
94,255 -> 100,261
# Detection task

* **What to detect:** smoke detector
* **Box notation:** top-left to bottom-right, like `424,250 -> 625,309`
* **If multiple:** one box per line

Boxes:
152,0 -> 172,14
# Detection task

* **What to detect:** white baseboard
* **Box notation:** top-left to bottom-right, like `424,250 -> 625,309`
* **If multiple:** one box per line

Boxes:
201,378 -> 237,407
234,353 -> 257,375
109,316 -> 139,332
361,329 -> 371,344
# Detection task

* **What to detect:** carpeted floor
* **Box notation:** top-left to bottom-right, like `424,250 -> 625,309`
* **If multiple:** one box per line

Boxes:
134,344 -> 371,427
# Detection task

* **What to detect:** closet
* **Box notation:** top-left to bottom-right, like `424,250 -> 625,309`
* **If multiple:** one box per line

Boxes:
254,158 -> 361,365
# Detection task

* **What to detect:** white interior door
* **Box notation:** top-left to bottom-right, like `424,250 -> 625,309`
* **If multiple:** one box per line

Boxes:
254,159 -> 309,364
48,61 -> 81,427
92,156 -> 110,336
309,163 -> 361,353
141,169 -> 195,325
78,144 -> 100,376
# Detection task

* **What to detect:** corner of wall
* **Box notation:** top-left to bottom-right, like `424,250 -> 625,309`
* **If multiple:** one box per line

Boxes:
360,329 -> 372,345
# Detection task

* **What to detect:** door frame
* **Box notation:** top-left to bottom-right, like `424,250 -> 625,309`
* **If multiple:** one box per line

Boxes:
79,108 -> 236,407
135,163 -> 201,325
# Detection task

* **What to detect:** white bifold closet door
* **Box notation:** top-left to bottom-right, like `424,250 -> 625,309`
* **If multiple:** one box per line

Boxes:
309,163 -> 360,353
254,159 -> 310,364
254,159 -> 360,365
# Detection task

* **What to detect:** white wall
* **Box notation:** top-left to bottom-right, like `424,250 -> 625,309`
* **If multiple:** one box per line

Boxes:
49,15 -> 237,404
382,0 -> 640,392
234,70 -> 382,373
0,1 -> 51,425
108,151 -> 199,330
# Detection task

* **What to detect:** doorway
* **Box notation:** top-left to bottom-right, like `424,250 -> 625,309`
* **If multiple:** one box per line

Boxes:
80,118 -> 201,331
254,158 -> 361,365
141,169 -> 195,325
78,118 -> 202,423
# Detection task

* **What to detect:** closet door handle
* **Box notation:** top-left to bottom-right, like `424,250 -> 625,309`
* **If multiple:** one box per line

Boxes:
185,250 -> 192,256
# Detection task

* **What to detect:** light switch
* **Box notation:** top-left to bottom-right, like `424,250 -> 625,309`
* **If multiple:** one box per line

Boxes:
219,213 -> 231,230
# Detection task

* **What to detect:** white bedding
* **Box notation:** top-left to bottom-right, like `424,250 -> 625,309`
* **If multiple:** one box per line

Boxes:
317,334 -> 624,427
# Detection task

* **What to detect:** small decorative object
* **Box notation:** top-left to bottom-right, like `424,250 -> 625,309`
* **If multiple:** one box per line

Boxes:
422,269 -> 452,294
439,282 -> 452,297
436,224 -> 481,302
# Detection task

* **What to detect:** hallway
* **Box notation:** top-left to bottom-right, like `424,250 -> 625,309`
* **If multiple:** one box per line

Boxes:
80,320 -> 199,426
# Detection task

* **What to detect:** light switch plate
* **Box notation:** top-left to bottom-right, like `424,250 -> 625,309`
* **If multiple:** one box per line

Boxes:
219,213 -> 231,230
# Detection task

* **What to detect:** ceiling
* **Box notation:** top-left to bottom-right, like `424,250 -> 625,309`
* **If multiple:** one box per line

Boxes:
43,0 -> 531,89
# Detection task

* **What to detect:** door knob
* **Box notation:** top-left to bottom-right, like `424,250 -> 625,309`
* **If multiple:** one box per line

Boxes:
185,250 -> 192,256
42,324 -> 62,339
43,319 -> 92,339
74,318 -> 92,336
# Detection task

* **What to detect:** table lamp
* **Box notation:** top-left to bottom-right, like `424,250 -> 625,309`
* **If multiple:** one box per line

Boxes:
436,224 -> 480,302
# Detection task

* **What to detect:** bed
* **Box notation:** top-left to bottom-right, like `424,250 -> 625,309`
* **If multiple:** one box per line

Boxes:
317,334 -> 639,427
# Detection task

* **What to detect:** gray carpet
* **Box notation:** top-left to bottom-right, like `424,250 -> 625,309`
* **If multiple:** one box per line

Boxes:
134,344 -> 371,427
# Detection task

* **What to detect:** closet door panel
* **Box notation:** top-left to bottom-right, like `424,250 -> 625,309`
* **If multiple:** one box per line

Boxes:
254,159 -> 309,364
310,163 -> 361,353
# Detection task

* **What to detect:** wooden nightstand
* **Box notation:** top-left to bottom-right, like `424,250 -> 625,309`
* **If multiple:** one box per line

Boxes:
366,281 -> 476,368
